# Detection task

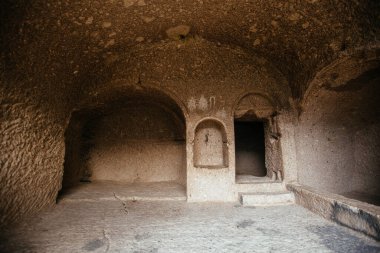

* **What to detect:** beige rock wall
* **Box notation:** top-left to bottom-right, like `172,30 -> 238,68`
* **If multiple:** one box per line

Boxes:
87,103 -> 186,185
0,88 -> 66,226
296,68 -> 380,197
3,0 -> 378,226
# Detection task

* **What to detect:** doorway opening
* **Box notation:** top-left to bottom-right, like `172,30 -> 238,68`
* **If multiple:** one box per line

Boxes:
234,120 -> 266,178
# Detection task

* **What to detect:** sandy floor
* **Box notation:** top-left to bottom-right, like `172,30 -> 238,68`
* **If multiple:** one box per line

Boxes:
0,182 -> 379,253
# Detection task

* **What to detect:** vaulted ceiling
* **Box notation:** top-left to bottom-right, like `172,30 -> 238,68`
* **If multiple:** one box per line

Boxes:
1,0 -> 379,100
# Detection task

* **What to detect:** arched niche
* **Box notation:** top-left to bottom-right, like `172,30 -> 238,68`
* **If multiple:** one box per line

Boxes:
193,119 -> 228,168
61,86 -> 187,195
298,61 -> 380,205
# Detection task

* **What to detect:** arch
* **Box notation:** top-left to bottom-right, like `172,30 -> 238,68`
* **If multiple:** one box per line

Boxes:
193,119 -> 228,168
61,85 -> 188,193
232,92 -> 277,120
302,46 -> 380,107
296,57 -> 380,203
233,92 -> 282,180
77,84 -> 189,119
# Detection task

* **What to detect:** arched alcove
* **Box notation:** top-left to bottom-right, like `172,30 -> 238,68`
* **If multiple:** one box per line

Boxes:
298,64 -> 380,206
193,119 -> 228,168
60,87 -> 187,199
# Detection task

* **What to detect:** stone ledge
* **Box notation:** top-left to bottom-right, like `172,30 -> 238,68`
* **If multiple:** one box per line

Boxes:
287,183 -> 380,241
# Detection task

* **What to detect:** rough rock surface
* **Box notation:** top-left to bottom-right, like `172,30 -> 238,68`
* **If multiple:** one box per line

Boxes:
296,59 -> 380,196
1,200 -> 379,252
1,0 -> 380,228
288,183 -> 380,240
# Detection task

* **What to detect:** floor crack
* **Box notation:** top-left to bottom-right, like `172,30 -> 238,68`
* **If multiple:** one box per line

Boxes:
103,229 -> 110,253
113,192 -> 129,215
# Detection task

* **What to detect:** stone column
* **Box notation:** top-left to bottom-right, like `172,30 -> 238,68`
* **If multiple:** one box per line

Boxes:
277,111 -> 298,183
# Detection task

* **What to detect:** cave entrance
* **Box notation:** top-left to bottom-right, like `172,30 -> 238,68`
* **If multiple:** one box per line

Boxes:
59,88 -> 187,201
234,120 -> 266,178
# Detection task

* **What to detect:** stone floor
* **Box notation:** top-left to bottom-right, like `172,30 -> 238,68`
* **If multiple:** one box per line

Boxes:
58,181 -> 187,202
1,183 -> 380,253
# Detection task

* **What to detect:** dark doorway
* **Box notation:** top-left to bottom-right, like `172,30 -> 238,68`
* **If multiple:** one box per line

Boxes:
234,121 -> 266,177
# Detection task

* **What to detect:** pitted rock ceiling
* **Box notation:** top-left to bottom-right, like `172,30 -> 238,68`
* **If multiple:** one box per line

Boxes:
1,0 -> 379,100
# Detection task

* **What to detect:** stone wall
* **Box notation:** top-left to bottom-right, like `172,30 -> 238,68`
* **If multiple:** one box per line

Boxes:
296,67 -> 380,197
0,87 -> 66,226
1,35 -> 294,226
2,0 -> 378,227
87,103 -> 186,185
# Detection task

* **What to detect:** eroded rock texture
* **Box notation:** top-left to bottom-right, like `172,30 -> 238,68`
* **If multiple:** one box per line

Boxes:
1,0 -> 380,226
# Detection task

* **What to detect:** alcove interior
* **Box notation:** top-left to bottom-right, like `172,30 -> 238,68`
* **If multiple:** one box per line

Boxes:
193,120 -> 228,168
297,67 -> 380,206
59,90 -> 187,201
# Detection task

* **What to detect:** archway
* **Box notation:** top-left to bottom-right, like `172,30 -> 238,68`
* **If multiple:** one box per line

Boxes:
298,64 -> 380,205
60,87 -> 187,201
233,93 -> 282,183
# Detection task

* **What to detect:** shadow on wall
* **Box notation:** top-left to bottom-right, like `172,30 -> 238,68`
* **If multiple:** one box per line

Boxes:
60,88 -> 187,195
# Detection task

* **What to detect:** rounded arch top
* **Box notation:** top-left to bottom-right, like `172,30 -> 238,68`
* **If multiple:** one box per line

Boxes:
193,118 -> 229,169
302,45 -> 380,107
233,92 -> 277,120
194,118 -> 228,140
73,84 -> 189,122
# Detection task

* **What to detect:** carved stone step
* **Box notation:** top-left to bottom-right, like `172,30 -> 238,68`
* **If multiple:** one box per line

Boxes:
236,182 -> 286,193
240,192 -> 295,206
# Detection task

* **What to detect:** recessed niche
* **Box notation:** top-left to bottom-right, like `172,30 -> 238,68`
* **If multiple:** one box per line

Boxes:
61,88 -> 188,195
193,120 -> 228,168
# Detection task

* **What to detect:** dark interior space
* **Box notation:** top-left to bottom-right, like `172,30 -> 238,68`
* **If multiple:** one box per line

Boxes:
235,121 -> 266,177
